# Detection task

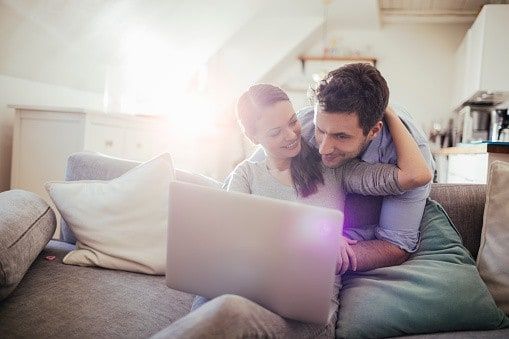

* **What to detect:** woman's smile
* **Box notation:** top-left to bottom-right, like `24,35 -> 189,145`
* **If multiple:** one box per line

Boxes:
283,139 -> 299,149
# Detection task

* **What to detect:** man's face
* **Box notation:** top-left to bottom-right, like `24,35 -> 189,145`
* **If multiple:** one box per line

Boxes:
314,108 -> 381,168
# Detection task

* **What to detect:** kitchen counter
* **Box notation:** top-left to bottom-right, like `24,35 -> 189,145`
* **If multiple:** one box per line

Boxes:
487,142 -> 509,154
433,144 -> 486,155
434,142 -> 509,184
434,142 -> 509,155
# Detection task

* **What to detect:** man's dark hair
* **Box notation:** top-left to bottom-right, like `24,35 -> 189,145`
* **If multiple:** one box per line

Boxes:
314,63 -> 389,135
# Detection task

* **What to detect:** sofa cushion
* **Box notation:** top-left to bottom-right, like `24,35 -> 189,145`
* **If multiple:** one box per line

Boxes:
477,161 -> 509,314
61,152 -> 221,244
0,190 -> 56,301
0,240 -> 194,338
46,153 -> 174,275
336,199 -> 509,338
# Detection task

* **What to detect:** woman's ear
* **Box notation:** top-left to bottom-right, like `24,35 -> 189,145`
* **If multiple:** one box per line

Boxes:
368,121 -> 383,140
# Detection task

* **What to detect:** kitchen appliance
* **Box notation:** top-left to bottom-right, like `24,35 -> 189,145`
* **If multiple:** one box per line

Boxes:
460,105 -> 508,143
471,108 -> 491,141
490,108 -> 509,141
461,106 -> 491,142
500,128 -> 509,142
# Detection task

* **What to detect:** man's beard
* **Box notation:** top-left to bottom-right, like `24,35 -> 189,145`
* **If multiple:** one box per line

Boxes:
325,136 -> 371,168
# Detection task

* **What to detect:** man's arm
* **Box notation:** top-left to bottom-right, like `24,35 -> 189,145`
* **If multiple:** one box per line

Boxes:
338,181 -> 429,274
350,239 -> 410,272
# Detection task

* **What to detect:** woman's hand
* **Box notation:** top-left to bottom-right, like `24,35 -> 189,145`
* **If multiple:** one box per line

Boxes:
337,236 -> 358,275
384,105 -> 432,190
384,106 -> 397,118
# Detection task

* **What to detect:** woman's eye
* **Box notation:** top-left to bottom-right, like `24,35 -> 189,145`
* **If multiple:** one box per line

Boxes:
269,130 -> 281,137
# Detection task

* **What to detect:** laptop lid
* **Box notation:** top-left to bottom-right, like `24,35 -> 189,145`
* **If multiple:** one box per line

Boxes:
166,181 -> 343,324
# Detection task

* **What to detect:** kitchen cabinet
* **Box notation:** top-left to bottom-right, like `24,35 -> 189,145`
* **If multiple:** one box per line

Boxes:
452,5 -> 509,107
10,105 -> 171,237
434,142 -> 509,184
433,145 -> 488,184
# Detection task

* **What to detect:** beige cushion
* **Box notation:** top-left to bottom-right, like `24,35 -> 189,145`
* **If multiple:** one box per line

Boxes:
477,160 -> 509,314
45,153 -> 174,275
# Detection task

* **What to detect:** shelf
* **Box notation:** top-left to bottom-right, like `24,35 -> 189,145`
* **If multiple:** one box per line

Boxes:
298,55 -> 377,71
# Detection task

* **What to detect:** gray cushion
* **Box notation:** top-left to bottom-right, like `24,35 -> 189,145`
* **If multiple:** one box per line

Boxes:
0,190 -> 56,301
61,152 -> 221,244
0,240 -> 194,338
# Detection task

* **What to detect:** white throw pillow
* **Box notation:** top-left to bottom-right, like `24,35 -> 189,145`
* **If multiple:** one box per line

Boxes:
45,153 -> 174,275
477,160 -> 509,314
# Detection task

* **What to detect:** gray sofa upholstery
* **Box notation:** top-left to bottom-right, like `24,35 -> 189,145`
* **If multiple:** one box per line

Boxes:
0,172 -> 507,338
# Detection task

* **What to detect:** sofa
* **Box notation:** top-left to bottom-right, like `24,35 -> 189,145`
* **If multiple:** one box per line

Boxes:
0,153 -> 508,338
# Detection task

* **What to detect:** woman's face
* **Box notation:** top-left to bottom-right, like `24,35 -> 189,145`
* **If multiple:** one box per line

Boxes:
252,100 -> 302,161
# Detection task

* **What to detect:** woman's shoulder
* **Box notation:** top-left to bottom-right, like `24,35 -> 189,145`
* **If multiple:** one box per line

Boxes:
231,158 -> 267,177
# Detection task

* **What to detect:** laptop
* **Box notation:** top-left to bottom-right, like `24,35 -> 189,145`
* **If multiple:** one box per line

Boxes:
166,181 -> 344,324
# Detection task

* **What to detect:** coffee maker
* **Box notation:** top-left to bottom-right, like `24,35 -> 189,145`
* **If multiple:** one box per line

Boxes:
490,108 -> 509,141
460,106 -> 491,143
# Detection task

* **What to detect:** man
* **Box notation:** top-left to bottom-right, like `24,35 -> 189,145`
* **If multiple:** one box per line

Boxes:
300,62 -> 434,273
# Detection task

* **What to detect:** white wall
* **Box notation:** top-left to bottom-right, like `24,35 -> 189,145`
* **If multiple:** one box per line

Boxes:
0,74 -> 103,192
268,23 -> 470,132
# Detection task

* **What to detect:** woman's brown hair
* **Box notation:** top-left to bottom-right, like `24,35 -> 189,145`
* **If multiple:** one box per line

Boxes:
237,84 -> 323,197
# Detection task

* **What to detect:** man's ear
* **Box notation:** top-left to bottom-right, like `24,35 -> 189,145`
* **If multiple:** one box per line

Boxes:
368,121 -> 383,140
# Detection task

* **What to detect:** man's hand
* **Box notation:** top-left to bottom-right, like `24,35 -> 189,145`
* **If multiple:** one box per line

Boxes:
336,236 -> 358,275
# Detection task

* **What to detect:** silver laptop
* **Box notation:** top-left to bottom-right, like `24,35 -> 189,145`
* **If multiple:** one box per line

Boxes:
166,181 -> 343,324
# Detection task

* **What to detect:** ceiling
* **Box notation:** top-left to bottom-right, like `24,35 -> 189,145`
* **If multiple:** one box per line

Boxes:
380,0 -> 509,23
0,0 -> 503,95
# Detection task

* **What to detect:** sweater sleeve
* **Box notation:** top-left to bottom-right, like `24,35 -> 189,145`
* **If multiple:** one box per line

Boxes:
224,161 -> 252,194
338,159 -> 405,196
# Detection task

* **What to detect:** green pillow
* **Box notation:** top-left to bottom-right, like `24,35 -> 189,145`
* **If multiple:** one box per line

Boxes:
336,200 -> 509,338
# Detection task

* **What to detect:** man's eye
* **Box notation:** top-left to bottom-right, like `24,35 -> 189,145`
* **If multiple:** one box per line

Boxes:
335,135 -> 349,140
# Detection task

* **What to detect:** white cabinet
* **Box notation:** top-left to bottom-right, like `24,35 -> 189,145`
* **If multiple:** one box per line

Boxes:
434,145 -> 488,184
447,153 -> 488,184
452,5 -> 509,107
10,105 -> 170,237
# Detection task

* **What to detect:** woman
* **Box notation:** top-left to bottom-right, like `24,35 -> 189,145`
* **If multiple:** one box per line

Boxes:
158,84 -> 431,339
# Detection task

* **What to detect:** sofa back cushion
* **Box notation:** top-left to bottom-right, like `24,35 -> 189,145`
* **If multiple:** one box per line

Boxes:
429,183 -> 486,258
63,152 -> 486,258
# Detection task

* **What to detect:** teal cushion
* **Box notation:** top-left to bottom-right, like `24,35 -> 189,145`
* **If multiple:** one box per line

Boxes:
336,199 -> 509,338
